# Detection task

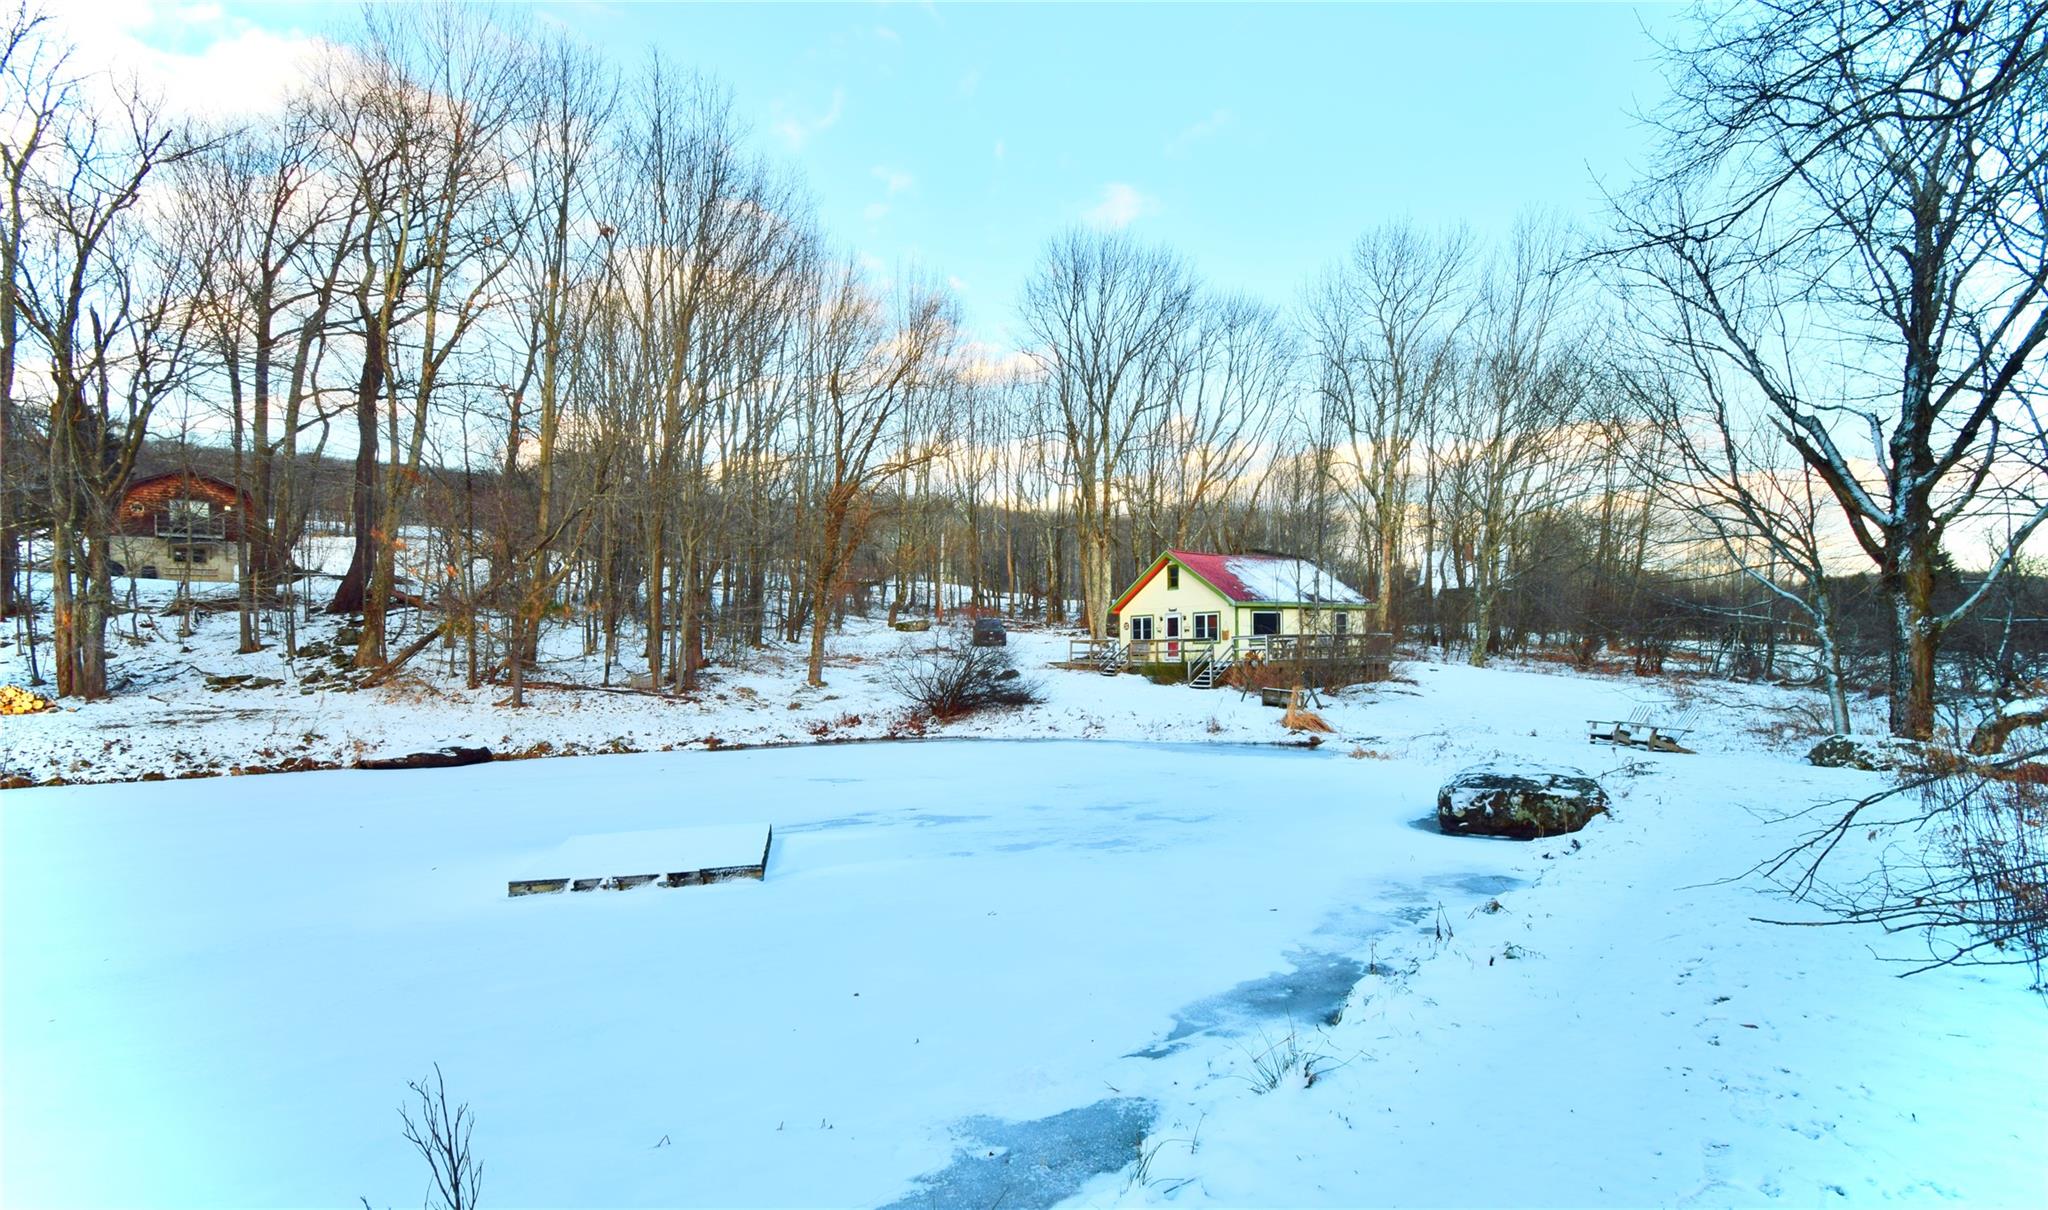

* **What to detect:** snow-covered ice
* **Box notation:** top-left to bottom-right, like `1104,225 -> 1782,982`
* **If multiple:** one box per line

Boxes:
3,654 -> 2043,1207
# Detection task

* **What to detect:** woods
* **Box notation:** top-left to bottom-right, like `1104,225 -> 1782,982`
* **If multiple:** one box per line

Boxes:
2,0 -> 2042,737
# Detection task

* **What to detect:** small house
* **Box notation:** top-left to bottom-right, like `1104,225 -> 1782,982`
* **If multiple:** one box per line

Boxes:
1108,550 -> 1376,679
109,472 -> 251,583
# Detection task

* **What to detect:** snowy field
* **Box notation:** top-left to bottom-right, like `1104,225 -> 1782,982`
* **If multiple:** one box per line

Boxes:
4,654 -> 2044,1207
0,574 -> 1897,785
1,575 -> 1362,784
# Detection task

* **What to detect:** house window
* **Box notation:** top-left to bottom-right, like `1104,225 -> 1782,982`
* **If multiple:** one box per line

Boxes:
1334,610 -> 1350,635
1167,565 -> 1180,590
1251,610 -> 1280,636
1129,616 -> 1154,642
1193,612 -> 1219,641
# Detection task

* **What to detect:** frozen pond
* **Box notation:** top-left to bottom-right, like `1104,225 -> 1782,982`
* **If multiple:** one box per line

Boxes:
1,740 -> 1528,1207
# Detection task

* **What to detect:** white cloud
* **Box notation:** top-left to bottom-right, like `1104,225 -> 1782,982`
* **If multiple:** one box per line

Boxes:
958,68 -> 981,97
1082,183 -> 1158,230
871,165 -> 914,195
771,89 -> 845,151
54,3 -> 326,120
993,139 -> 1006,162
863,201 -> 890,222
956,339 -> 1035,384
1166,108 -> 1234,156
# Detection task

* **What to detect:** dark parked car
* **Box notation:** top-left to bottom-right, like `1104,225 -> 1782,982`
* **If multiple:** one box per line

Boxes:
971,617 -> 1008,647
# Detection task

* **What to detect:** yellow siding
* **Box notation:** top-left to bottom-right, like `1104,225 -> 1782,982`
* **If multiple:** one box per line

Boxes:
1114,556 -> 1373,650
1115,558 -> 1371,647
1115,563 -> 1233,644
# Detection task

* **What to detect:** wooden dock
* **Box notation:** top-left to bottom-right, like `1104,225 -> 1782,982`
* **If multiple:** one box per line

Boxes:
508,823 -> 774,897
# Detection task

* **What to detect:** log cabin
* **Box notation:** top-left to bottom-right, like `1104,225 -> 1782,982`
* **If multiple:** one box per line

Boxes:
109,472 -> 253,584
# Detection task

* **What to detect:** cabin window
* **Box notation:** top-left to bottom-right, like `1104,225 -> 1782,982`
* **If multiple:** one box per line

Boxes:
1193,612 -> 1219,641
1251,610 -> 1280,636
1334,610 -> 1350,635
1129,616 -> 1154,641
1167,565 -> 1180,589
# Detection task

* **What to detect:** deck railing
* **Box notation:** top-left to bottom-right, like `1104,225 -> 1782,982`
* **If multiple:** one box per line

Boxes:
153,513 -> 229,540
1073,632 -> 1392,669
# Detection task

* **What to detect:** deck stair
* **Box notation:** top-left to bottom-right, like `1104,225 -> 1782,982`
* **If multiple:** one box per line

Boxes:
1190,642 -> 1236,689
1096,641 -> 1128,676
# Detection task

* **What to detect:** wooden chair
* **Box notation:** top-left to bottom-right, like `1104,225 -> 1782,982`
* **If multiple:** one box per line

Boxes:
1587,706 -> 1655,746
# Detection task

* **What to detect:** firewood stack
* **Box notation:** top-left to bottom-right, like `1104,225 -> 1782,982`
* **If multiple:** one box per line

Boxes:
0,685 -> 56,715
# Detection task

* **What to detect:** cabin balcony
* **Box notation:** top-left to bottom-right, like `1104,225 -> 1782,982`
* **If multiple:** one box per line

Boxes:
152,514 -> 229,540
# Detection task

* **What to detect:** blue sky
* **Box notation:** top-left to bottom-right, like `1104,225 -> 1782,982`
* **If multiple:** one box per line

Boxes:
94,1 -> 1685,349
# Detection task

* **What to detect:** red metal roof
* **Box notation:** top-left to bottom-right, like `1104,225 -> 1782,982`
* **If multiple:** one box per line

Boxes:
1170,551 -> 1265,602
1112,550 -> 1368,612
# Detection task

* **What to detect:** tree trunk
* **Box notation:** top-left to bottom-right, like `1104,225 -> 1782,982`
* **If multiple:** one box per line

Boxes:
329,318 -> 383,617
1885,534 -> 1941,741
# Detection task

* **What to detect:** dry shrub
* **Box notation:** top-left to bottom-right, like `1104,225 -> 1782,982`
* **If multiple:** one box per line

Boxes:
1746,697 -> 1839,747
895,641 -> 1042,720
397,1064 -> 481,1210
1766,747 -> 2048,985
1281,690 -> 1333,734
1932,768 -> 2048,979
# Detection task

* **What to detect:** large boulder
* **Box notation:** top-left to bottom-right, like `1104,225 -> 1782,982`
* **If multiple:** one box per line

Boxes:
1806,734 -> 1931,772
1437,764 -> 1609,839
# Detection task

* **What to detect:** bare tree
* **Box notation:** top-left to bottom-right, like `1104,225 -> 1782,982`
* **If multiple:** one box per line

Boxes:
1306,222 -> 1470,633
14,58 -> 203,698
317,3 -> 532,668
1128,292 -> 1292,556
796,266 -> 957,686
1020,229 -> 1197,636
1446,225 -> 1588,666
602,61 -> 806,691
1614,0 -> 2048,738
492,32 -> 614,706
175,102 -> 360,654
1621,326 -> 1858,730
0,1 -> 65,622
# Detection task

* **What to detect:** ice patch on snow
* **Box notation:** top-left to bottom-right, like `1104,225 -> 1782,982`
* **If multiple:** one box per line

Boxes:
1129,948 -> 1371,1058
881,1097 -> 1155,1210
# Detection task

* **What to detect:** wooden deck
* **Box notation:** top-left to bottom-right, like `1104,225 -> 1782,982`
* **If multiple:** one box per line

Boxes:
508,824 -> 774,896
1071,632 -> 1393,686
